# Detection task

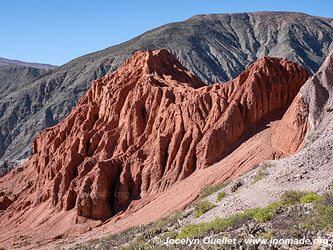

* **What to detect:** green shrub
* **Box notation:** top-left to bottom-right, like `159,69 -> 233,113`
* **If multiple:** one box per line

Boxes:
262,161 -> 274,169
280,191 -> 306,206
201,182 -> 228,198
259,231 -> 274,240
177,222 -> 211,238
194,200 -> 215,218
245,207 -> 276,223
300,192 -> 322,204
321,191 -> 333,206
178,190 -> 317,240
216,191 -> 226,202
279,191 -> 323,206
303,191 -> 333,231
304,205 -> 333,231
267,201 -> 281,211
178,213 -> 250,239
179,205 -> 276,239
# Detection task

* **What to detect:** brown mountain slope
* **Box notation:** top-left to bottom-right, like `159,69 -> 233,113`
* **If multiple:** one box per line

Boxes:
0,49 -> 309,248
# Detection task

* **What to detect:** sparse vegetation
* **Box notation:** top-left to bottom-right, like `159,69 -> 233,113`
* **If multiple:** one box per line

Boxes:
75,224 -> 148,250
178,213 -> 250,239
259,231 -> 274,240
245,206 -> 276,223
178,202 -> 281,239
303,191 -> 333,231
200,181 -> 229,199
253,169 -> 268,183
300,192 -> 322,204
261,161 -> 274,169
120,236 -> 148,250
148,212 -> 181,234
76,212 -> 182,250
177,190 -> 330,240
305,131 -> 320,145
304,205 -> 333,231
279,190 -> 306,206
216,191 -> 226,202
252,161 -> 273,183
320,191 -> 333,207
194,200 -> 216,218
76,189 -> 333,249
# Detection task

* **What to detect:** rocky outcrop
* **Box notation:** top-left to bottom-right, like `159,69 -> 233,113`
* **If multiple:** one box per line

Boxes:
271,94 -> 309,154
272,49 -> 333,154
0,50 -> 309,228
0,194 -> 13,210
300,49 -> 333,132
1,12 -> 332,165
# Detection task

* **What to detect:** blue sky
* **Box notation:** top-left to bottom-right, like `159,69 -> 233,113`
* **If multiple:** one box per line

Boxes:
1,0 -> 333,66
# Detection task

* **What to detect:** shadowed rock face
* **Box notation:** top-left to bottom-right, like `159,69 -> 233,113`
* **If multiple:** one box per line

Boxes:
0,49 -> 309,222
0,64 -> 53,169
0,12 -> 332,164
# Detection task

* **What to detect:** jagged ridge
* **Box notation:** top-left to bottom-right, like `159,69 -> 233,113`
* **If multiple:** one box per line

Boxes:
1,12 -> 333,165
0,50 -> 309,226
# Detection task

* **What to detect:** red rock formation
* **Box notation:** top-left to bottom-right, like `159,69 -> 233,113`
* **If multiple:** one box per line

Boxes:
271,49 -> 333,153
0,49 -> 309,248
271,94 -> 309,154
0,194 -> 13,210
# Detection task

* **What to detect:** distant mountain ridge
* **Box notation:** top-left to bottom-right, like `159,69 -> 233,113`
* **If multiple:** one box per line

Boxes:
0,57 -> 57,70
1,11 -> 333,164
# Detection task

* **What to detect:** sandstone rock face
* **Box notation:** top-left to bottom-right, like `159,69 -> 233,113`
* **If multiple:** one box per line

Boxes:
272,49 -> 333,154
1,12 -> 332,166
271,94 -> 309,154
0,50 -> 309,224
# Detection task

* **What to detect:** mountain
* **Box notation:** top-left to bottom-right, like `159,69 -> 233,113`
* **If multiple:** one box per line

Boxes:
0,63 -> 54,171
0,65 -> 50,94
0,57 -> 56,69
1,11 -> 333,170
0,49 -> 309,248
105,49 -> 333,250
0,58 -> 56,169
0,57 -> 56,95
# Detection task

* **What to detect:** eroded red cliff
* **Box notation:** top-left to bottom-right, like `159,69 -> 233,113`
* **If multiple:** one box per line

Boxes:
0,49 -> 309,248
